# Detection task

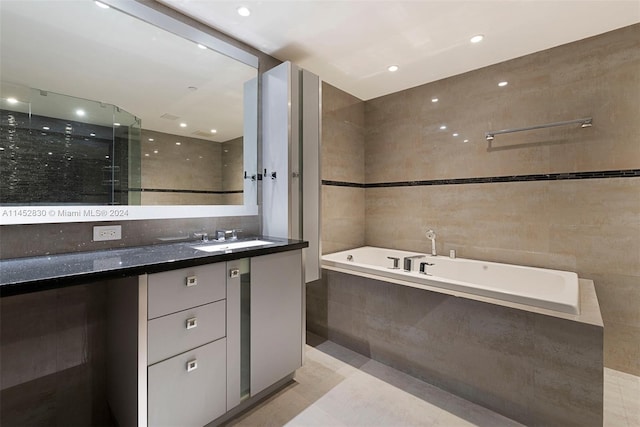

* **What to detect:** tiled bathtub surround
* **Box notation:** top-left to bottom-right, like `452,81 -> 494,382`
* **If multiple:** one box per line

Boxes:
307,271 -> 604,426
321,84 -> 366,255
318,24 -> 640,375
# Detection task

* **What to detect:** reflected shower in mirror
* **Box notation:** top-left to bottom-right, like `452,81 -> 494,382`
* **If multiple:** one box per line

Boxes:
0,0 -> 257,208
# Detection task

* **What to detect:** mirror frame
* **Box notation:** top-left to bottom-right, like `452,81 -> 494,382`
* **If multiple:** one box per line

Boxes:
0,0 -> 259,225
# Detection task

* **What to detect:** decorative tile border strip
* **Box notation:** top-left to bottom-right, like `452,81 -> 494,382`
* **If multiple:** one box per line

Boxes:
322,169 -> 640,188
321,180 -> 366,188
127,188 -> 243,194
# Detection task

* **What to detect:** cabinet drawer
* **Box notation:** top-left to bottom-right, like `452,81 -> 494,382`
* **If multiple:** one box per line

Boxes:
148,262 -> 226,319
148,339 -> 226,427
148,300 -> 226,365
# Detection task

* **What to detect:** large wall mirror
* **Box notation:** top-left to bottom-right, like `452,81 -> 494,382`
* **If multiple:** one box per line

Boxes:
0,0 -> 259,224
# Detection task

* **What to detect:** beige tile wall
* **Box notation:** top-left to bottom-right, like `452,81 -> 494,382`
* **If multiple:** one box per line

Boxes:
321,83 -> 366,254
320,24 -> 640,375
141,129 -> 222,193
221,137 -> 244,205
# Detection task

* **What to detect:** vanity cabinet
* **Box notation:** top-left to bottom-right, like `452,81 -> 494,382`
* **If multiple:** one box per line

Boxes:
106,247 -> 304,427
146,264 -> 228,427
250,250 -> 303,395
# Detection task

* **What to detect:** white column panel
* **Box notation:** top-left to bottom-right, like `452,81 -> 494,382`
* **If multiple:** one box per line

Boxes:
301,70 -> 321,283
261,62 -> 293,238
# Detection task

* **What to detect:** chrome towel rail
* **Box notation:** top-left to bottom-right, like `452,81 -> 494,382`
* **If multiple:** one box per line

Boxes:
485,117 -> 592,141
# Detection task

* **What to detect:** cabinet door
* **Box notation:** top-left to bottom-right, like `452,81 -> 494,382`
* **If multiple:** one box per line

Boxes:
148,339 -> 226,427
250,250 -> 303,395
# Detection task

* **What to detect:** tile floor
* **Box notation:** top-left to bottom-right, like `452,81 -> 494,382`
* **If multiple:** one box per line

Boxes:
226,334 -> 640,427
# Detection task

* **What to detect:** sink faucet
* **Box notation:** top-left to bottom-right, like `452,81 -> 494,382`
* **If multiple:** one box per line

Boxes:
426,229 -> 437,256
215,229 -> 240,241
403,255 -> 425,271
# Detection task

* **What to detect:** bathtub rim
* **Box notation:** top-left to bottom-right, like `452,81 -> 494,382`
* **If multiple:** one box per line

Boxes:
321,264 -> 602,327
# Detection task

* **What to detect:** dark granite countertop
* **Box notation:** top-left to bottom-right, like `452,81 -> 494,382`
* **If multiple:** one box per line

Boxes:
0,236 -> 308,296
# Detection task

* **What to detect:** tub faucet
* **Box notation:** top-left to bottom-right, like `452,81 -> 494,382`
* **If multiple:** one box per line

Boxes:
387,256 -> 400,269
426,229 -> 437,256
403,255 -> 425,271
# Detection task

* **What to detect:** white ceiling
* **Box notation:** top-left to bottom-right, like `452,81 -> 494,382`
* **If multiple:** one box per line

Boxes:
0,0 -> 256,142
158,0 -> 640,100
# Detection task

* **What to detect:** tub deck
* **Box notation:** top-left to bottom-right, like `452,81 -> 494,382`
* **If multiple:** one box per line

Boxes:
322,246 -> 581,316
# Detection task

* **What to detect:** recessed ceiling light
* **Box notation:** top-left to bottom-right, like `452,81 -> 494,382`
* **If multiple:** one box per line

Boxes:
463,139 -> 470,143
176,142 -> 181,146
210,129 -> 217,134
470,34 -> 484,44
113,122 -> 120,127
237,6 -> 251,17
431,98 -> 438,103
144,153 -> 150,157
7,97 -> 18,104
105,155 -> 110,159
153,150 -> 159,154
180,123 -> 187,128
42,126 -> 50,130
439,125 -> 447,130
90,132 -> 96,137
148,138 -> 154,142
452,133 -> 459,137
498,81 -> 508,87
48,152 -> 53,155
197,44 -> 207,50
95,1 -> 110,9
76,109 -> 85,117
388,65 -> 399,72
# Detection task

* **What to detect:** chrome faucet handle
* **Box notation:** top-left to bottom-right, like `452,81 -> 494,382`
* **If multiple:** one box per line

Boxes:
419,261 -> 435,275
193,232 -> 208,242
387,256 -> 400,269
231,229 -> 243,240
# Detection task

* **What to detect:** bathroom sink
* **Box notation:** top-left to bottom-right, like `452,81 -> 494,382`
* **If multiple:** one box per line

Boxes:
191,239 -> 275,252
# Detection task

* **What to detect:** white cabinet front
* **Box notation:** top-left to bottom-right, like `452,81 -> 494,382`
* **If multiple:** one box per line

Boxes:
148,339 -> 226,427
250,250 -> 303,395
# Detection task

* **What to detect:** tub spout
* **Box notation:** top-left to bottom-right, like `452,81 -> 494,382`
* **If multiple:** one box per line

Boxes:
404,255 -> 426,271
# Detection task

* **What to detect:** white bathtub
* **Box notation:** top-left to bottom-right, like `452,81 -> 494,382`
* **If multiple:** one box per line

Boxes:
322,246 -> 580,315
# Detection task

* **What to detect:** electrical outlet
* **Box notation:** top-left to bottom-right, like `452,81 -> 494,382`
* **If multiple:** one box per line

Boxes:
93,225 -> 122,242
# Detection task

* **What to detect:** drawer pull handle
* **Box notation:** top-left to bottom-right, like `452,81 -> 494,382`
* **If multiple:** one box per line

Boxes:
187,359 -> 198,372
186,276 -> 198,287
186,317 -> 198,330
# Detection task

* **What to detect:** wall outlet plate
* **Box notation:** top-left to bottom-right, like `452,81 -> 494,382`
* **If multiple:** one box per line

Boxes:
93,225 -> 122,241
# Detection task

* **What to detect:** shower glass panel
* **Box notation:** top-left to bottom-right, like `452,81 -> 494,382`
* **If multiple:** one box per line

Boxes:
0,86 -> 140,205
